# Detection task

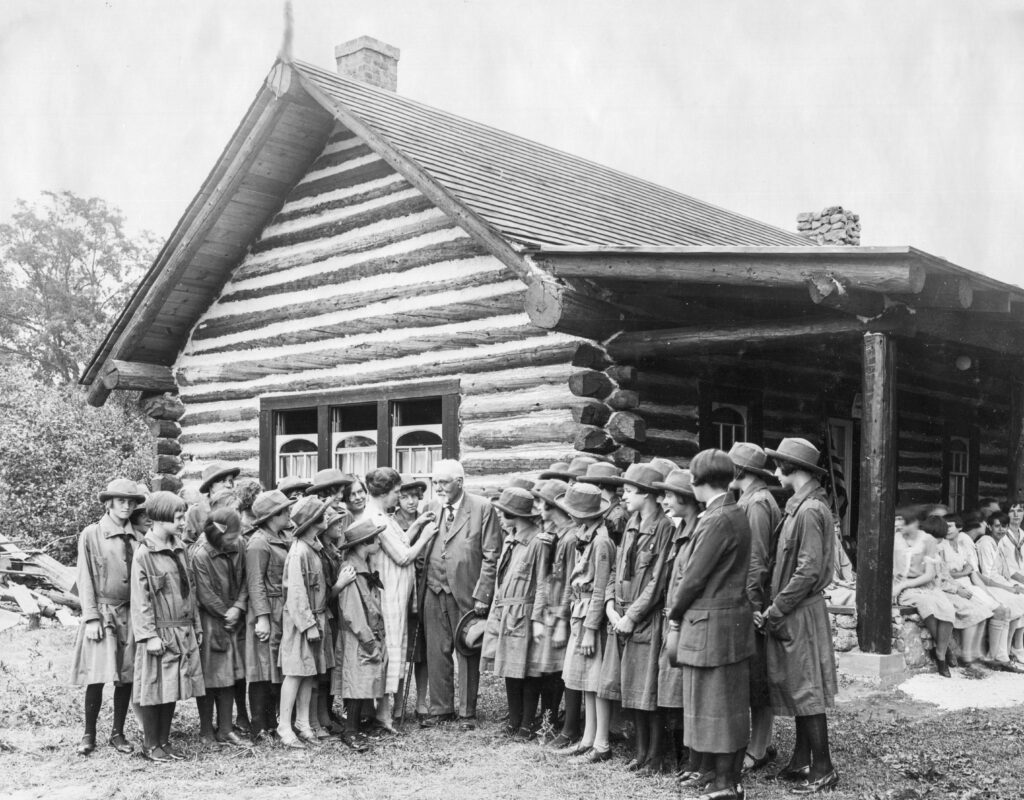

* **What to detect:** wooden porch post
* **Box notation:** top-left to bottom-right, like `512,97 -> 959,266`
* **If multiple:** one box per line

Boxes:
856,332 -> 897,653
1010,376 -> 1024,501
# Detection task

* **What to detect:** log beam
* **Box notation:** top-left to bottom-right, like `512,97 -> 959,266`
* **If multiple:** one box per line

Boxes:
906,275 -> 973,309
856,332 -> 897,654
571,342 -> 613,370
973,290 -> 1012,314
913,310 -> 1024,356
525,278 -> 670,340
806,274 -> 886,317
607,411 -> 646,446
100,360 -> 176,394
539,251 -> 927,294
568,370 -> 615,399
574,425 -> 616,454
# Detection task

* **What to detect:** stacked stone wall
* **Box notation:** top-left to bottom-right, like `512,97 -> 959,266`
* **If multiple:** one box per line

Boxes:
797,206 -> 861,245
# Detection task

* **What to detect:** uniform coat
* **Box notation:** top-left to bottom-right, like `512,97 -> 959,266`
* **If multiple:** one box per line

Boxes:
244,526 -> 290,683
601,508 -> 674,710
657,517 -> 696,709
336,550 -> 387,700
192,540 -> 248,688
482,518 -> 546,678
765,479 -> 838,717
279,536 -> 334,677
668,493 -> 755,752
533,520 -> 578,674
70,513 -> 140,686
738,480 -> 782,709
130,532 -> 205,705
422,491 -> 502,717
563,521 -> 615,693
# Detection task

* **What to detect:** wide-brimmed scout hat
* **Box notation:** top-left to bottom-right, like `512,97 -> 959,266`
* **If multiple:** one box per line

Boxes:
399,474 -> 427,494
492,487 -> 537,517
531,479 -> 570,506
338,516 -> 386,550
291,496 -> 330,537
576,462 -> 624,487
206,507 -> 242,539
554,483 -> 610,520
454,610 -> 487,658
321,507 -> 350,537
653,468 -> 696,498
565,455 -> 599,478
647,458 -> 679,480
99,478 -> 147,504
507,476 -> 536,492
199,462 -> 241,495
728,442 -> 775,480
539,461 -> 573,481
250,490 -> 296,527
766,437 -> 826,476
619,463 -> 665,493
277,475 -> 312,497
306,468 -> 354,495
209,488 -> 239,512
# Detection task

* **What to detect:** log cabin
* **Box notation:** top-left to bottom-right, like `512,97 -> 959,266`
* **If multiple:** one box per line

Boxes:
83,37 -> 1024,656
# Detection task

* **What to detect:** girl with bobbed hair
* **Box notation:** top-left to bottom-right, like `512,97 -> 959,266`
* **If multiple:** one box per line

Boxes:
363,467 -> 438,732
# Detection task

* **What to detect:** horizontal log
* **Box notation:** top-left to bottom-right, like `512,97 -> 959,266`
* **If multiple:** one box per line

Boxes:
607,318 -> 894,361
637,402 -> 700,432
806,274 -> 885,317
905,275 -> 973,309
524,278 -> 669,339
156,454 -> 183,474
604,365 -> 637,387
156,438 -> 183,456
139,393 -> 186,421
101,360 -> 176,393
182,406 -> 260,426
152,474 -> 184,494
571,401 -> 612,427
608,411 -> 647,446
610,445 -> 640,467
605,389 -> 640,410
642,429 -> 701,460
461,364 -> 575,396
568,370 -> 615,399
574,425 -> 617,454
179,428 -> 257,446
913,310 -> 1024,356
571,342 -> 613,370
149,419 -> 182,439
628,370 -> 700,401
460,384 -> 587,422
37,588 -> 81,611
285,155 -> 396,206
460,411 -> 579,450
85,378 -> 112,408
180,338 -> 579,405
460,448 -> 576,475
541,251 -> 927,294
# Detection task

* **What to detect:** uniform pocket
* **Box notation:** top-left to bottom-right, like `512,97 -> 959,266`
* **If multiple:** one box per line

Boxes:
632,614 -> 655,644
680,610 -> 710,651
504,605 -> 528,637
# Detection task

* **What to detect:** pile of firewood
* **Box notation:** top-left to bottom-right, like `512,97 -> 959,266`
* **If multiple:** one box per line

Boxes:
0,532 -> 79,632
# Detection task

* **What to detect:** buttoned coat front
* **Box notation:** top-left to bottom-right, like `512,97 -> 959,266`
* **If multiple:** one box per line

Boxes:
336,550 -> 387,699
279,536 -> 334,677
193,540 -> 248,688
244,526 -> 290,683
426,492 -> 502,616
657,517 -> 696,709
71,513 -> 141,686
533,520 -> 578,674
563,521 -> 615,693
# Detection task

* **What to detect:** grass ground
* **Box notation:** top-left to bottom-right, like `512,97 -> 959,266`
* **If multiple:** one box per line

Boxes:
1,625 -> 1022,800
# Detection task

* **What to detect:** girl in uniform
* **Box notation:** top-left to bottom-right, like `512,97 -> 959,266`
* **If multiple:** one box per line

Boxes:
976,510 -> 1024,669
277,497 -> 335,748
71,479 -> 147,757
130,491 -> 205,762
558,482 -> 615,762
481,487 -> 547,739
578,463 -> 627,547
192,508 -> 249,746
603,463 -> 675,772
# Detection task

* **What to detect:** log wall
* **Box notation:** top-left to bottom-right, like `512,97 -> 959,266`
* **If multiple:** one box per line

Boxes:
173,124 -> 584,493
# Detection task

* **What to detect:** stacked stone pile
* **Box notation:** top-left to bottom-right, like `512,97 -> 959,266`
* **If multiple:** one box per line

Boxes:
797,206 -> 861,245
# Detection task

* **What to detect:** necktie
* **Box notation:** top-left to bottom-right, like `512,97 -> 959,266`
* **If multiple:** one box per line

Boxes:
444,504 -> 455,531
121,535 -> 133,583
171,550 -> 190,598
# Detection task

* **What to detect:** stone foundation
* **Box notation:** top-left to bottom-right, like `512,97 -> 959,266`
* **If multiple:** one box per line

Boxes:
828,606 -> 934,670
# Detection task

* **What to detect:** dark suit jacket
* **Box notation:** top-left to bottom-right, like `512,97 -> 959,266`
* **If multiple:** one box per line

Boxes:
426,491 -> 502,615
668,493 -> 755,668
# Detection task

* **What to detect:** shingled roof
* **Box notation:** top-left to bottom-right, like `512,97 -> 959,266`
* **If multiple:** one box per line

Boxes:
292,60 -> 810,249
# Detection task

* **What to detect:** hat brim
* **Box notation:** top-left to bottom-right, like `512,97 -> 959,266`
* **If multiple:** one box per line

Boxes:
651,481 -> 695,498
99,491 -> 147,503
553,496 -> 611,520
454,610 -> 485,658
619,477 -> 662,493
576,475 -> 626,487
279,481 -> 312,494
199,467 -> 241,494
337,522 -> 386,550
400,480 -> 427,493
530,488 -> 568,506
292,503 -> 331,538
538,471 -> 575,481
305,476 -> 355,495
491,498 -> 537,517
764,449 -> 827,476
251,498 -> 297,529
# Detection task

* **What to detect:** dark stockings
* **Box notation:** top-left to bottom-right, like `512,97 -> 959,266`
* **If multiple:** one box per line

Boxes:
248,681 -> 269,736
344,699 -> 362,734
197,694 -> 216,737
540,672 -> 564,727
646,709 -> 665,768
216,688 -> 235,737
83,684 -> 103,737
112,684 -> 132,736
505,678 -> 524,730
233,679 -> 249,728
710,750 -> 743,790
159,702 -> 176,746
138,704 -> 160,750
521,677 -> 542,733
797,713 -> 834,779
559,688 -> 582,740
633,710 -> 651,765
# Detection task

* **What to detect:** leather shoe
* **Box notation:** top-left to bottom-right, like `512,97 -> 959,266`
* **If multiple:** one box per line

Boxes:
742,745 -> 777,773
419,713 -> 455,729
457,716 -> 477,731
161,741 -> 185,761
547,733 -> 576,749
564,742 -> 592,757
679,770 -> 714,789
773,763 -> 811,781
945,649 -> 959,668
512,727 -> 536,741
625,756 -> 649,772
689,788 -> 741,800
339,732 -> 369,752
936,660 -> 951,678
215,731 -> 247,747
142,745 -> 173,763
76,734 -> 96,756
108,733 -> 135,754
584,745 -> 612,763
790,768 -> 839,794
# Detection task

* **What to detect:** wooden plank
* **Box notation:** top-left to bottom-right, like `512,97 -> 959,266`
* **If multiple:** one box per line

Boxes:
8,583 -> 40,630
856,332 -> 897,654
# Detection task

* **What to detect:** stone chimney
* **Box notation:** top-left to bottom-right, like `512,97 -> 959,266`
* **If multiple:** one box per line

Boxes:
797,206 -> 861,245
335,36 -> 400,91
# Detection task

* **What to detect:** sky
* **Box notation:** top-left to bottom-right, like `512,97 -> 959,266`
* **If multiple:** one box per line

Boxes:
1,0 -> 1023,285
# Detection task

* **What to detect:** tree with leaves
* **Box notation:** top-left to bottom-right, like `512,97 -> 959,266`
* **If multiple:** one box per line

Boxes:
0,191 -> 157,384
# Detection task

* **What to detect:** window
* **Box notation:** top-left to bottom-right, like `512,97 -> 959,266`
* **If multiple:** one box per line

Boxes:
947,437 -> 969,513
259,381 -> 459,491
710,403 -> 747,451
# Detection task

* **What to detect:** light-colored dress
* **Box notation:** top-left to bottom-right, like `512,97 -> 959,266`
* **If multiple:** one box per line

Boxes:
375,513 -> 415,694
933,540 -> 994,629
975,535 -> 1024,618
894,534 -> 956,623
939,537 -> 1001,612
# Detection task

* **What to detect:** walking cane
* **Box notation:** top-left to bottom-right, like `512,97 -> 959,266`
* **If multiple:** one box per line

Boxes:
398,518 -> 439,727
